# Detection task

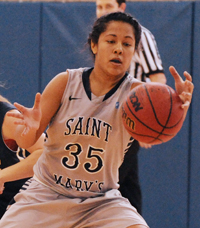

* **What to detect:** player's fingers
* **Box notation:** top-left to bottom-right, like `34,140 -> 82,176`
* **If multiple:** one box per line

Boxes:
181,101 -> 190,109
139,142 -> 152,149
6,111 -> 24,120
169,66 -> 181,81
184,92 -> 192,102
33,93 -> 41,109
183,71 -> 192,82
14,121 -> 26,126
179,92 -> 192,108
185,79 -> 194,93
13,102 -> 27,114
144,144 -> 152,149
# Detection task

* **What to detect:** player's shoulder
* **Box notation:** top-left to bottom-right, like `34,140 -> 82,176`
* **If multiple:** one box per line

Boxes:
67,67 -> 94,85
67,67 -> 88,76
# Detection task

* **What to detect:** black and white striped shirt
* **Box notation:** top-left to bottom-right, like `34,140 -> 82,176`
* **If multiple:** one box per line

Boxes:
129,26 -> 164,82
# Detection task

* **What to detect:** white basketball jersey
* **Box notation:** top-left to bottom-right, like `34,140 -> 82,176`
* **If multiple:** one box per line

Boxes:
34,67 -> 137,198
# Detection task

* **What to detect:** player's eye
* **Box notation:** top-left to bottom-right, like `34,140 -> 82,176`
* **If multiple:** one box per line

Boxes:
107,40 -> 115,44
123,42 -> 131,47
106,5 -> 113,9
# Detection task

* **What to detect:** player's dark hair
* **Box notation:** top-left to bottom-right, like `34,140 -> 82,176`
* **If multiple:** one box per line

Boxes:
88,12 -> 141,56
116,0 -> 126,6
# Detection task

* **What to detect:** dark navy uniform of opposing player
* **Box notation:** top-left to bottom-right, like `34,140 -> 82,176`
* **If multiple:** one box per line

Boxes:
0,102 -> 30,218
0,99 -> 44,218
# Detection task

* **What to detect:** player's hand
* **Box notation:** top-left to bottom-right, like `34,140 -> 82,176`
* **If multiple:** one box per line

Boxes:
0,176 -> 5,194
6,93 -> 42,136
169,66 -> 194,110
139,141 -> 152,149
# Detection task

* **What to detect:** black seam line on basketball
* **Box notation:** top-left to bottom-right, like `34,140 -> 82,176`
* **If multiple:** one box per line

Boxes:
144,85 -> 175,143
144,85 -> 183,144
127,130 -> 164,143
144,85 -> 184,143
126,100 -> 172,136
150,86 -> 184,143
144,85 -> 173,141
144,85 -> 172,129
144,85 -> 184,129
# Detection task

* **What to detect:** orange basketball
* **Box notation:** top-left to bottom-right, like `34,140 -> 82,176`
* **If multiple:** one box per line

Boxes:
122,83 -> 184,145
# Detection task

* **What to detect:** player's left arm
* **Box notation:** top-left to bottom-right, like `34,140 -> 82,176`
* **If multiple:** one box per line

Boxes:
0,149 -> 42,194
170,66 -> 194,113
149,72 -> 166,84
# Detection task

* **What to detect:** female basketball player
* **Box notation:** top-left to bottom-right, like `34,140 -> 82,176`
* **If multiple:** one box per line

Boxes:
0,12 -> 193,228
0,93 -> 44,218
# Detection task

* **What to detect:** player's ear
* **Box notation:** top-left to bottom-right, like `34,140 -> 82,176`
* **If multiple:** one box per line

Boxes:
91,41 -> 98,55
119,3 -> 126,12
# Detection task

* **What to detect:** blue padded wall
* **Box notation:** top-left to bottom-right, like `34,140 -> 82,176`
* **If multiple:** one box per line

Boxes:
41,2 -> 96,89
190,2 -> 200,228
0,2 -> 41,107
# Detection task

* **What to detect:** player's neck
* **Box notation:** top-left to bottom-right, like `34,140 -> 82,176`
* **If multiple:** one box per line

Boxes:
90,68 -> 124,97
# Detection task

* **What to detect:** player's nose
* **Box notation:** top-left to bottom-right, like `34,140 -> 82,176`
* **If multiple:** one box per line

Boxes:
114,42 -> 123,54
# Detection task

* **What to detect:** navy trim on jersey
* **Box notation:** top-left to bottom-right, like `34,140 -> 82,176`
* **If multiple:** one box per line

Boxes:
103,72 -> 128,101
82,67 -> 93,100
82,68 -> 128,101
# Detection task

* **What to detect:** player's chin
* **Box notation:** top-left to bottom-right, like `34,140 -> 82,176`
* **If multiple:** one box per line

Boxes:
108,65 -> 127,77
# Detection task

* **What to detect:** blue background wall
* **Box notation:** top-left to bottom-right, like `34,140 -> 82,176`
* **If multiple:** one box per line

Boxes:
0,2 -> 199,227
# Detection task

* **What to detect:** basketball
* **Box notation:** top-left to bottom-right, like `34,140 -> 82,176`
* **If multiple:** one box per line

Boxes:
121,83 -> 185,145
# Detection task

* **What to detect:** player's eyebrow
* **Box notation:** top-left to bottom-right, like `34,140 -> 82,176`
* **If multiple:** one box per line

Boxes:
106,34 -> 134,40
125,36 -> 134,40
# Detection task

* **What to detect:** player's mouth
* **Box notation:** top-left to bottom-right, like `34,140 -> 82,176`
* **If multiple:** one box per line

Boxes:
110,58 -> 122,64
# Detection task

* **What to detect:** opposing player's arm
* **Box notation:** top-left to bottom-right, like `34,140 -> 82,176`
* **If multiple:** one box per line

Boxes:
0,149 -> 42,191
0,133 -> 45,194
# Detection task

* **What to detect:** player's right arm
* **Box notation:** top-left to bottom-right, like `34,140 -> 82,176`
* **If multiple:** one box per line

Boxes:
6,71 -> 69,149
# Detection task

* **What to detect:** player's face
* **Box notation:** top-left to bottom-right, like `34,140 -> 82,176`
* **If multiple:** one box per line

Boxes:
91,21 -> 135,78
96,0 -> 125,18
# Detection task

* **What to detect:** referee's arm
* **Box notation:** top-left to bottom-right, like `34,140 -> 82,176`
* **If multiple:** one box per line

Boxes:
141,26 -> 166,84
149,72 -> 166,84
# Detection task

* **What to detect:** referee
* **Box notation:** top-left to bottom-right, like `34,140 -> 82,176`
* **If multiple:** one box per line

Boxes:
96,0 -> 166,215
